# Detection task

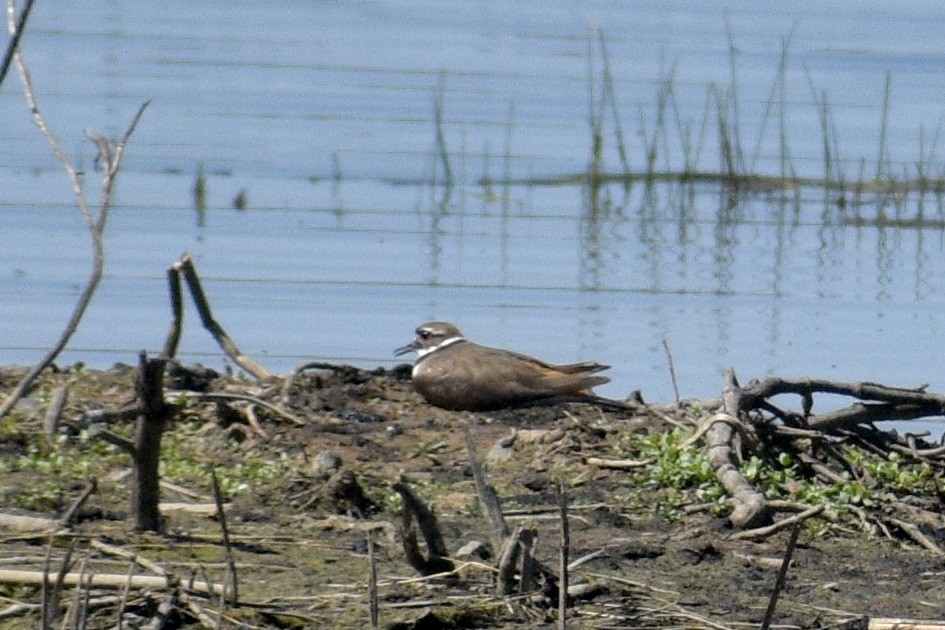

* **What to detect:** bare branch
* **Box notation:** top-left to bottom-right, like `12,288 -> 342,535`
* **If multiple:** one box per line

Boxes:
0,6 -> 149,420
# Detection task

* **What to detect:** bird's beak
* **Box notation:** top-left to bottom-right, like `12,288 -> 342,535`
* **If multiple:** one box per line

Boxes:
394,339 -> 420,356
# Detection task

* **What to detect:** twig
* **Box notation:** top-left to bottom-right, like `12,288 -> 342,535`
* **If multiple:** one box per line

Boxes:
730,504 -> 824,541
760,522 -> 801,630
368,529 -> 379,630
90,539 -> 168,578
558,481 -> 569,629
210,469 -> 238,604
661,338 -> 681,404
244,404 -> 270,439
585,457 -> 652,469
116,559 -> 136,630
888,518 -> 945,557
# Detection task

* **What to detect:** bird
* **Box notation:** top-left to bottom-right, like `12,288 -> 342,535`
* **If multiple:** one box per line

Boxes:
394,321 -> 611,411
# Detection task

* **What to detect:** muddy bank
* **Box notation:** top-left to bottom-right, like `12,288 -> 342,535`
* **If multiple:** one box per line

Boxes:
0,363 -> 943,628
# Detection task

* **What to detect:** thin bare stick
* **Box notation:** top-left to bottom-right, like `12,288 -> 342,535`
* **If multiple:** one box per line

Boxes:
730,505 -> 824,541
368,529 -> 379,630
585,457 -> 652,469
759,522 -> 801,630
661,338 -> 681,404
558,480 -> 569,629
210,469 -> 238,604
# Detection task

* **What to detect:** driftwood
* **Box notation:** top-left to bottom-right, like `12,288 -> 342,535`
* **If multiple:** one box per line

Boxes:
698,369 -> 945,535
707,371 -> 770,528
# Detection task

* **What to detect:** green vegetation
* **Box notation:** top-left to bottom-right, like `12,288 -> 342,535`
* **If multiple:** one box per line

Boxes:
611,426 -> 942,533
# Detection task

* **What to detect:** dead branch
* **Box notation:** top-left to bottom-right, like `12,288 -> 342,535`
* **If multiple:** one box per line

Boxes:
585,456 -> 652,469
737,376 -> 945,432
496,525 -> 527,596
887,518 -> 945,557
0,513 -> 61,532
729,505 -> 825,541
169,253 -> 275,382
0,7 -> 148,420
707,370 -> 770,528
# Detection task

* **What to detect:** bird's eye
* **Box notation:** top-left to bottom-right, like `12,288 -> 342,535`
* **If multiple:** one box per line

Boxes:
418,330 -> 431,339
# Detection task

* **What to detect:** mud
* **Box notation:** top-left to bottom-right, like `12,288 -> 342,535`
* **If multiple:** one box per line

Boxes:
0,363 -> 943,628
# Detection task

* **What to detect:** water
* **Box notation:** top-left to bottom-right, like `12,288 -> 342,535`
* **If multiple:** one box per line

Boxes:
4,1 -> 945,434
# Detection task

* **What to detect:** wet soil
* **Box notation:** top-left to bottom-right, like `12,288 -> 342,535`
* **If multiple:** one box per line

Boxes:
0,363 -> 943,628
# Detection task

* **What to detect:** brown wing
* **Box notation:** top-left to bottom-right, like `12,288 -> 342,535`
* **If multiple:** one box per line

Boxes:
477,346 -> 610,396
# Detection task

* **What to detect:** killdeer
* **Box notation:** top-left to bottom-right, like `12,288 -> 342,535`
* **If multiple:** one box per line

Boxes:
394,321 -> 611,411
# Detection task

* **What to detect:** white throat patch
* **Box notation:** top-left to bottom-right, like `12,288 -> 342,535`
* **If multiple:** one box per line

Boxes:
416,336 -> 466,358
